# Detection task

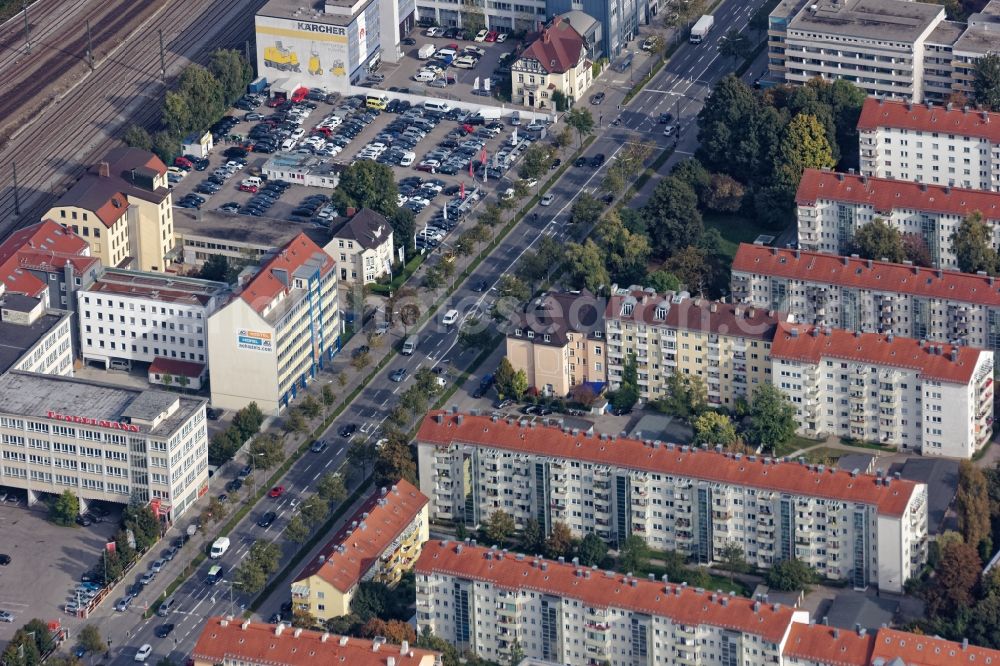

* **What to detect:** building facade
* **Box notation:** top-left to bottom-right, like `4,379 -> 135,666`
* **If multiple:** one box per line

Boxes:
329,208 -> 394,284
207,233 -> 340,414
795,168 -> 1000,270
771,322 -> 994,458
78,269 -> 229,371
858,97 -> 1000,191
731,243 -> 1000,354
505,289 -> 605,397
416,412 -> 928,592
767,0 -> 1000,102
192,618 -> 440,666
261,152 -> 340,189
604,288 -> 786,407
45,149 -> 174,272
0,372 -> 208,519
0,295 -> 74,378
512,18 -> 592,109
417,540 -> 809,665
291,480 -> 428,620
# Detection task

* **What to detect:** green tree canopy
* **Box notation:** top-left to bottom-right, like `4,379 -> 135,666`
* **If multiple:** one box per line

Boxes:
618,535 -> 651,574
774,113 -> 836,193
849,218 -> 907,263
564,107 -> 595,147
952,211 -> 1000,275
957,460 -> 992,553
333,161 -> 400,218
595,211 -> 651,285
208,49 -> 253,106
317,472 -> 347,504
373,437 -> 417,488
765,558 -> 818,591
692,411 -> 739,448
50,490 -> 79,526
746,384 -> 797,450
565,239 -> 611,294
642,176 -> 703,259
484,510 -> 516,545
974,53 -> 1000,112
577,532 -> 609,567
123,124 -> 153,151
658,373 -> 707,423
177,64 -> 226,131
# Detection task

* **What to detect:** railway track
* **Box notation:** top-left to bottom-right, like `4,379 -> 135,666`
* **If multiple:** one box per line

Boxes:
0,0 -> 265,239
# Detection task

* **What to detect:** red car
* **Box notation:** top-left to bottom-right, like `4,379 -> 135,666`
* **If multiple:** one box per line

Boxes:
266,96 -> 286,108
485,31 -> 498,42
291,87 -> 309,103
239,184 -> 258,193
269,486 -> 285,498
447,42 -> 459,51
174,156 -> 193,170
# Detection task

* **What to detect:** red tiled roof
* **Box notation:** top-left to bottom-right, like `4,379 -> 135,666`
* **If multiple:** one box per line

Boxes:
148,357 -> 205,379
417,412 -> 919,515
869,628 -> 1000,665
796,168 -> 1000,219
240,233 -> 335,314
518,18 -> 584,74
771,321 -> 983,384
606,290 -> 787,339
857,97 -> 1000,144
0,220 -> 94,298
191,617 -> 440,666
732,243 -> 1000,308
295,480 -> 427,594
783,623 -> 874,666
416,540 -> 796,643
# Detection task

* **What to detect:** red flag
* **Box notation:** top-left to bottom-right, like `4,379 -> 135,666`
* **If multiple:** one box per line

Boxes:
106,541 -> 116,554
460,182 -> 465,199
469,159 -> 474,178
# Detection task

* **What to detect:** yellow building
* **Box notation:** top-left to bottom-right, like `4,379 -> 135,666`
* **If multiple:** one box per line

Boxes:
46,148 -> 174,272
291,480 -> 428,621
505,290 -> 606,396
605,288 -> 788,407
512,17 -> 593,109
328,208 -> 395,285
207,233 -> 340,415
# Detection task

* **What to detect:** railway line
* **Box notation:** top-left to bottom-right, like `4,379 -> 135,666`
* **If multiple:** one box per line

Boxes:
0,0 -> 266,239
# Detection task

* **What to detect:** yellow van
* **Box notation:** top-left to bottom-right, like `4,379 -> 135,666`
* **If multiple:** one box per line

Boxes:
366,94 -> 389,110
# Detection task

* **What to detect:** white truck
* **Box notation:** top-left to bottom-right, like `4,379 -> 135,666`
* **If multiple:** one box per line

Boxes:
690,14 -> 714,43
418,44 -> 436,59
209,536 -> 230,559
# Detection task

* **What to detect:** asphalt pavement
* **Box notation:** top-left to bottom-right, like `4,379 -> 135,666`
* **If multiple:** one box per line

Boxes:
87,2 -> 766,661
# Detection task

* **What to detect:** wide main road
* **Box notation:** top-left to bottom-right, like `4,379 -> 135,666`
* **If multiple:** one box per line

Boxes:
91,1 -> 764,662
0,0 -> 267,241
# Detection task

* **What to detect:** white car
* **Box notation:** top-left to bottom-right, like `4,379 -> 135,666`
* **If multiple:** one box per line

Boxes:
413,70 -> 436,82
474,29 -> 489,42
281,138 -> 296,151
134,644 -> 152,663
540,193 -> 555,206
663,125 -> 676,137
442,309 -> 460,325
520,178 -> 538,188
425,26 -> 443,37
496,32 -> 508,42
453,56 -> 477,69
291,128 -> 305,139
464,46 -> 486,57
399,152 -> 416,166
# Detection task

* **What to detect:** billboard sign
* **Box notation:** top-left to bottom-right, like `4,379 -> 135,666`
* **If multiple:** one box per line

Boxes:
255,16 -> 351,91
237,329 -> 273,353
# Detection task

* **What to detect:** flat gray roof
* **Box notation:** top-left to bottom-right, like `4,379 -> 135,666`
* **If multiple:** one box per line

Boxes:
0,311 -> 69,375
926,19 -> 964,46
788,0 -> 944,43
257,0 -> 372,24
953,6 -> 1000,55
0,372 -> 205,436
173,209 -> 330,251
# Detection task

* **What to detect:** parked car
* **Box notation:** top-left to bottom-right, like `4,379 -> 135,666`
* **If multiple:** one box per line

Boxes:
269,486 -> 285,498
0,611 -> 14,623
134,644 -> 152,662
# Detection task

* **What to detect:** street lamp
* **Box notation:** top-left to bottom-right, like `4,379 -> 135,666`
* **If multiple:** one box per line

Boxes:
249,452 -> 266,498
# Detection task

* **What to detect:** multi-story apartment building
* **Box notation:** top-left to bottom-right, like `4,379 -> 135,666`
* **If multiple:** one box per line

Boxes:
732,243 -> 1000,354
512,18 -> 593,109
417,540 -> 1000,666
291,481 -> 428,621
46,149 -> 175,272
192,618 -> 441,666
0,372 -> 208,519
505,289 -> 605,396
771,322 -> 994,458
767,0 -> 1000,102
329,208 -> 395,285
416,411 -> 928,592
417,539 -> 810,665
795,168 -> 1000,270
207,233 -> 340,414
604,287 -> 787,407
0,294 -> 74,378
78,269 -> 229,373
858,98 -> 1000,190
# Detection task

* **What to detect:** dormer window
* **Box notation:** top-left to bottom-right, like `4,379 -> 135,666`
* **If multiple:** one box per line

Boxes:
527,331 -> 535,339
543,334 -> 551,342
621,303 -> 634,316
515,328 -> 523,336
655,306 -> 667,319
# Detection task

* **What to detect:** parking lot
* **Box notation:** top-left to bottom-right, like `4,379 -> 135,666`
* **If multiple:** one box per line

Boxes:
0,500 -> 118,639
167,86 -> 548,261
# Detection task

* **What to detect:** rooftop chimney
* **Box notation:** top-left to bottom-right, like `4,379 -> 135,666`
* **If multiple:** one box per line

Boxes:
97,162 -> 110,178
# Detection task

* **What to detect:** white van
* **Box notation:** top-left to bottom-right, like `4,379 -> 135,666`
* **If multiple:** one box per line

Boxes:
424,100 -> 452,113
210,536 -> 230,559
442,309 -> 459,326
402,335 -> 418,355
434,48 -> 458,60
241,177 -> 262,188
413,70 -> 436,82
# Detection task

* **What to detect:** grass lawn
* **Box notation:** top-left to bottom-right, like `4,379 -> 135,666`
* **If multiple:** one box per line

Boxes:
704,212 -> 775,259
805,446 -> 848,464
771,435 -> 823,458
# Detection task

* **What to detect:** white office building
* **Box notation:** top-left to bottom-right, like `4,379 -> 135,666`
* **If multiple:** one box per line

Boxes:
732,243 -> 1000,355
0,372 -> 209,519
771,322 -> 994,458
858,97 -> 1000,191
416,411 -> 928,592
77,269 -> 229,372
795,168 -> 1000,270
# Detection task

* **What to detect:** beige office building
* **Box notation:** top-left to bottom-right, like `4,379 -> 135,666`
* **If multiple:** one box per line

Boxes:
329,209 -> 395,285
605,287 -> 786,407
0,372 -> 208,519
505,290 -> 606,397
208,233 -> 340,415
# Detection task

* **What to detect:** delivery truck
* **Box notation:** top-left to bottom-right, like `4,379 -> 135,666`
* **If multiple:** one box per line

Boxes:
690,14 -> 714,43
210,536 -> 230,559
247,77 -> 268,94
418,44 -> 436,59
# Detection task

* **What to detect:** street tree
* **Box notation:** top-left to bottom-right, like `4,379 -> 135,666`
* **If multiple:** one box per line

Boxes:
484,510 -> 516,545
519,143 -> 555,180
565,239 -> 610,293
78,625 -> 105,656
459,316 -> 493,350
974,53 -> 1000,112
952,211 -> 1000,275
718,28 -> 751,63
570,192 -> 605,226
849,218 -> 906,263
746,384 -> 797,451
284,409 -> 307,434
299,494 -> 329,527
317,472 -> 347,504
373,437 -> 417,488
284,514 -> 311,543
564,107 -> 595,147
348,437 -> 376,477
248,432 -> 284,470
